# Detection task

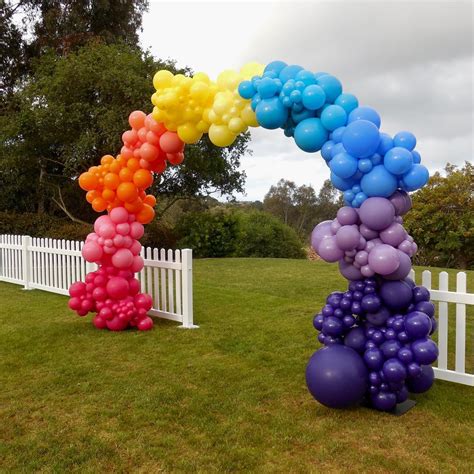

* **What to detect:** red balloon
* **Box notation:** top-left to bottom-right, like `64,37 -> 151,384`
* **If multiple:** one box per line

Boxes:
140,143 -> 160,162
160,131 -> 184,153
106,277 -> 129,299
129,110 -> 146,130
122,129 -> 138,145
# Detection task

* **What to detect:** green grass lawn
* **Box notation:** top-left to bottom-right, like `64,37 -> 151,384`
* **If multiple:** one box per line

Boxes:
1,259 -> 473,472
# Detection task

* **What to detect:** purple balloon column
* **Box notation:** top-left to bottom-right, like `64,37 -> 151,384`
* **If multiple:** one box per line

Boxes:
307,191 -> 438,411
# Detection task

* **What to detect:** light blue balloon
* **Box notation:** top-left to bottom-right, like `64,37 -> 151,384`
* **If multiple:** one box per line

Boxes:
264,60 -> 287,75
331,142 -> 346,158
331,126 -> 346,144
314,71 -> 329,79
282,80 -> 295,95
292,103 -> 304,112
302,85 -> 326,110
251,94 -> 261,111
348,106 -> 381,128
321,105 -> 348,131
238,80 -> 255,100
255,97 -> 288,129
354,192 -> 368,207
316,74 -> 343,102
321,140 -> 335,161
335,93 -> 359,114
344,190 -> 355,203
279,65 -> 304,83
377,132 -> 394,155
295,70 -> 316,86
294,118 -> 328,152
330,152 -> 358,179
371,153 -> 383,165
360,165 -> 398,197
352,184 -> 361,194
402,164 -> 429,191
342,120 -> 380,158
412,150 -> 421,164
358,158 -> 373,173
290,90 -> 302,103
282,96 -> 292,108
295,81 -> 306,92
263,71 -> 278,79
291,107 -> 315,124
384,147 -> 414,176
257,77 -> 279,99
331,172 -> 356,191
394,131 -> 416,151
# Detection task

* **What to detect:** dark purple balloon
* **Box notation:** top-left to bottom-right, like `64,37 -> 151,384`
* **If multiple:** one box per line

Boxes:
407,362 -> 422,378
306,346 -> 368,408
389,190 -> 412,216
344,327 -> 367,353
338,260 -> 363,281
406,365 -> 434,393
380,280 -> 413,310
359,197 -> 395,231
361,294 -> 381,313
364,348 -> 384,370
412,338 -> 438,365
366,307 -> 390,326
382,358 -> 407,383
313,313 -> 324,331
381,339 -> 402,359
322,316 -> 344,337
413,286 -> 430,303
371,391 -> 397,411
398,347 -> 413,364
404,311 -> 432,340
415,301 -> 435,318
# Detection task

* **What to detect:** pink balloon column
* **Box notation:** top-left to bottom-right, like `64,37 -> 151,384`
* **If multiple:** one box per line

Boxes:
68,207 -> 154,331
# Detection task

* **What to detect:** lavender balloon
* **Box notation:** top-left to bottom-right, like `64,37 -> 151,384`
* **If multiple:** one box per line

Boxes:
359,197 -> 395,231
368,244 -> 400,275
311,221 -> 333,249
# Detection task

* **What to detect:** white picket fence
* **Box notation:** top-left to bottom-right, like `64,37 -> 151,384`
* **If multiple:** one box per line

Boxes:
0,235 -> 196,328
409,269 -> 473,386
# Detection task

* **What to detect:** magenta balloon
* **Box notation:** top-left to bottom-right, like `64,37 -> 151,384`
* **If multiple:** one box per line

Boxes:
138,316 -> 154,331
336,206 -> 359,225
82,241 -> 103,262
317,236 -> 345,262
339,260 -> 363,280
93,315 -> 107,329
106,276 -> 129,299
311,221 -> 333,249
112,248 -> 134,269
359,197 -> 395,231
368,244 -> 400,275
336,225 -> 360,250
69,281 -> 86,297
129,277 -> 141,296
131,255 -> 145,272
106,316 -> 129,331
109,207 -> 129,224
384,250 -> 412,280
380,222 -> 407,247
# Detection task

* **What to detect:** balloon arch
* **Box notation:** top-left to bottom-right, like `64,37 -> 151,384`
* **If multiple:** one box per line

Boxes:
69,61 -> 438,412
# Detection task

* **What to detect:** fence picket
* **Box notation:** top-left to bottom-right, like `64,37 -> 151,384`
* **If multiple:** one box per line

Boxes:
153,248 -> 159,309
160,248 -> 167,312
175,250 -> 182,316
438,272 -> 449,371
168,249 -> 174,314
455,273 -> 467,373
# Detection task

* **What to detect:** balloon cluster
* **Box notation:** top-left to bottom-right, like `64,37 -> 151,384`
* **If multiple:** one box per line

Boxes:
311,194 -> 417,280
237,61 -> 429,207
78,111 -> 185,224
308,277 -> 438,411
69,111 -> 187,331
151,62 -> 264,147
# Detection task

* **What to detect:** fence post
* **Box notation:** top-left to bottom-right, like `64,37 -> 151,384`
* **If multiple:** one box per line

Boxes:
180,249 -> 198,329
22,235 -> 32,290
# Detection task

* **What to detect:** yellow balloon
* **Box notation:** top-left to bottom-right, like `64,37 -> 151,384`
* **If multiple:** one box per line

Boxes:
241,104 -> 259,127
193,72 -> 211,84
190,81 -> 210,101
177,123 -> 203,144
208,124 -> 236,147
240,62 -> 265,79
228,117 -> 247,134
217,70 -> 240,91
196,120 -> 210,133
153,70 -> 174,89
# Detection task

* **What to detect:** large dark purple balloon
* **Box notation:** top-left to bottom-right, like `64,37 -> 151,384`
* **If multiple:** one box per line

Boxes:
359,197 -> 395,231
406,365 -> 434,393
404,311 -> 432,340
412,338 -> 438,365
306,345 -> 368,408
382,358 -> 407,383
380,280 -> 413,310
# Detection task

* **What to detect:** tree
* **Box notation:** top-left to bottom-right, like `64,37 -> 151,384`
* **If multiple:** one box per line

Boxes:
314,179 -> 344,223
404,162 -> 474,269
0,41 -> 250,219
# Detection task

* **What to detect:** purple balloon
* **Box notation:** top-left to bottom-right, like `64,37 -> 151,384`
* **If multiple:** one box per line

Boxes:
318,236 -> 345,262
311,221 -> 333,249
359,197 -> 395,231
368,244 -> 400,275
371,391 -> 397,411
383,358 -> 407,383
415,301 -> 435,318
336,225 -> 360,250
405,311 -> 432,340
406,365 -> 434,393
412,338 -> 438,365
337,206 -> 359,225
384,251 -> 412,280
355,250 -> 369,266
380,280 -> 413,310
344,327 -> 367,353
389,190 -> 412,216
380,223 -> 408,247
338,260 -> 363,280
366,307 -> 390,326
306,346 -> 368,408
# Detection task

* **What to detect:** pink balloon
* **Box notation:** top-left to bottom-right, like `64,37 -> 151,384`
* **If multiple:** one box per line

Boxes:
92,286 -> 107,301
94,215 -> 111,233
135,293 -> 153,310
81,298 -> 94,312
69,281 -> 86,297
130,240 -> 141,256
138,316 -> 153,331
98,223 -> 115,239
106,277 -> 129,299
122,236 -> 133,248
106,316 -> 128,331
68,297 -> 82,310
129,278 -> 140,295
131,255 -> 144,272
112,248 -> 134,269
93,315 -> 107,329
116,222 -> 130,236
99,307 -> 113,320
130,222 -> 144,239
110,207 -> 129,224
113,234 -> 125,247
82,241 -> 103,262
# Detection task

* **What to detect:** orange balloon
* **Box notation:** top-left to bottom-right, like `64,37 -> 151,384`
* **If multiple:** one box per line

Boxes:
133,169 -> 153,189
144,194 -> 157,207
109,161 -> 121,174
101,155 -> 114,165
103,172 -> 120,190
136,204 -> 155,224
92,197 -> 107,212
102,189 -> 115,201
127,158 -> 141,172
124,198 -> 143,213
117,182 -> 138,203
119,168 -> 133,182
79,172 -> 98,191
86,190 -> 98,203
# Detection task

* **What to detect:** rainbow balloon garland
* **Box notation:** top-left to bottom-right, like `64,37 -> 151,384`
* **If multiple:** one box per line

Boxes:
69,60 -> 437,412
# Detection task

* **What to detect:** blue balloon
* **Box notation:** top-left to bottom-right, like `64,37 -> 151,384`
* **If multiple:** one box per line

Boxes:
342,120 -> 380,158
295,69 -> 316,85
251,94 -> 261,111
330,152 -> 358,179
321,140 -> 335,161
384,147 -> 414,175
394,131 -> 416,151
348,106 -> 381,128
320,105 -> 348,131
294,118 -> 328,152
279,65 -> 304,83
401,164 -> 429,191
301,84 -> 326,110
354,192 -> 368,207
371,153 -> 383,165
257,77 -> 279,99
344,190 -> 355,203
238,80 -> 255,100
314,71 -> 329,79
358,158 -> 373,173
291,108 -> 315,124
331,142 -> 346,158
282,80 -> 295,95
290,89 -> 302,103
316,74 -> 343,103
360,165 -> 398,197
331,172 -> 356,191
335,93 -> 359,114
331,126 -> 346,144
377,132 -> 394,155
264,60 -> 287,75
263,70 -> 278,79
412,150 -> 421,164
255,97 -> 288,129
295,80 -> 306,91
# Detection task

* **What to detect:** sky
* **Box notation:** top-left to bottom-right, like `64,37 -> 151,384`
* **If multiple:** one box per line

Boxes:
140,0 -> 473,201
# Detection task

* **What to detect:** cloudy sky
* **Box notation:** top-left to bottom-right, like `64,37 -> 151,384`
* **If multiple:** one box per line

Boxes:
140,0 -> 473,201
